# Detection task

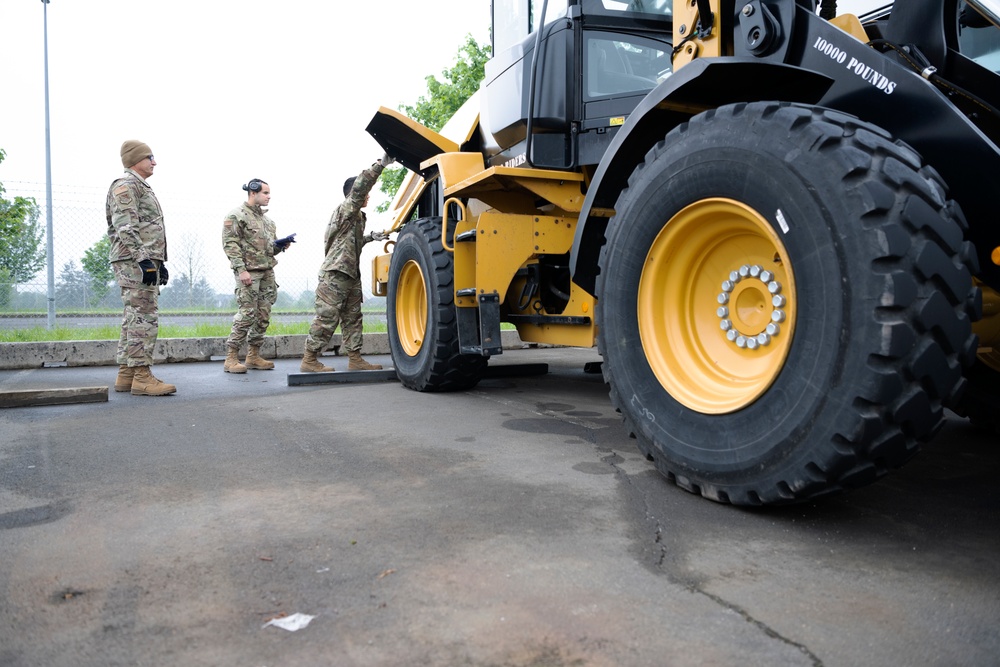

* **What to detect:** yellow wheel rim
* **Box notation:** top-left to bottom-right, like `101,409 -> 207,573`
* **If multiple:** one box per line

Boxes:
638,198 -> 797,414
396,259 -> 428,357
973,280 -> 1000,372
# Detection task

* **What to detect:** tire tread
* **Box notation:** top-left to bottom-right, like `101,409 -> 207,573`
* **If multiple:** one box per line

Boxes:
596,101 -> 978,505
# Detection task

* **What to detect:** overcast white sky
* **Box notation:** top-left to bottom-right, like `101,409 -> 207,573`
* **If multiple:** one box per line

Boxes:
0,0 -> 883,297
0,0 -> 491,295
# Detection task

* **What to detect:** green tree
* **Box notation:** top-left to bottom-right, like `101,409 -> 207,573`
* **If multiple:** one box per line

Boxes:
81,236 -> 114,307
295,289 -> 316,309
0,149 -> 46,284
0,267 -> 12,311
377,35 -> 491,212
159,273 -> 217,310
55,260 -> 90,309
274,290 -> 296,309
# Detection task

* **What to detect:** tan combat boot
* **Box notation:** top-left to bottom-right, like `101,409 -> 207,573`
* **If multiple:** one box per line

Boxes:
347,350 -> 382,371
223,348 -> 247,374
130,366 -> 177,396
300,349 -> 333,373
114,364 -> 135,392
245,345 -> 275,370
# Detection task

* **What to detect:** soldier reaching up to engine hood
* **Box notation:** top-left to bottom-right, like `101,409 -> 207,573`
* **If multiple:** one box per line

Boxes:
300,153 -> 393,373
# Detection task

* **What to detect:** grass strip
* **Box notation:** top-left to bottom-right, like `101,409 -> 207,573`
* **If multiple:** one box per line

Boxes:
0,320 -> 389,342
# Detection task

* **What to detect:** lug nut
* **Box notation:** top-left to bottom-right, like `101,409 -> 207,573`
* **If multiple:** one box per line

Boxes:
716,264 -> 788,352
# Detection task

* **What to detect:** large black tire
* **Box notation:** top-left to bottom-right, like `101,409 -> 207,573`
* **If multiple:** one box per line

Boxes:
596,102 -> 980,505
387,216 -> 487,391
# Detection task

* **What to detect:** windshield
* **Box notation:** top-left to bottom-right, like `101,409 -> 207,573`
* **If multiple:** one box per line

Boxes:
494,0 -> 672,56
960,0 -> 1000,72
494,0 -> 571,55
583,0 -> 672,20
585,32 -> 672,98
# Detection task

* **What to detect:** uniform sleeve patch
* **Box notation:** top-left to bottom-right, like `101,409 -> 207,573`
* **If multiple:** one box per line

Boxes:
224,219 -> 233,228
114,184 -> 132,205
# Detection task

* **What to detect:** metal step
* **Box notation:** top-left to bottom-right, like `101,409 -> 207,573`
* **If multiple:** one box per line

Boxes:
506,314 -> 592,325
287,368 -> 398,386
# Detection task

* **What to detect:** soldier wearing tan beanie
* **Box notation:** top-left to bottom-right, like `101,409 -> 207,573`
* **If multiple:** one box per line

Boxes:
105,139 -> 176,396
120,140 -> 153,169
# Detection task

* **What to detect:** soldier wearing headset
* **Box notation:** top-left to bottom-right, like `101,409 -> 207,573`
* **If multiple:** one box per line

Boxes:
221,178 -> 295,374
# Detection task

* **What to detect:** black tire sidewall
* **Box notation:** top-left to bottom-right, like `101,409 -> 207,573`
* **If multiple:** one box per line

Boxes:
599,117 -> 879,483
387,217 -> 487,391
387,220 -> 439,388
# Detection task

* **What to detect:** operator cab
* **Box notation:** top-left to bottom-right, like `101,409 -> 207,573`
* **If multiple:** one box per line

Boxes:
484,0 -> 673,170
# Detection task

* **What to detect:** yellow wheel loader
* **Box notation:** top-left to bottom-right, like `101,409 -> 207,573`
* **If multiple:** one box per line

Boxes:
366,0 -> 1000,505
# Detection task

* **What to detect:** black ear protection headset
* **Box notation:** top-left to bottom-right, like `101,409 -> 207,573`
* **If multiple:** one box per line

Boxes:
243,178 -> 265,193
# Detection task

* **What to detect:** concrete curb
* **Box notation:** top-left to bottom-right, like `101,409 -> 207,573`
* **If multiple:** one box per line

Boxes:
0,331 -> 528,370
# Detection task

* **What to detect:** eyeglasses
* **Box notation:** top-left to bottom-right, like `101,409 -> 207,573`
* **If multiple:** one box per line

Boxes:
147,155 -> 155,162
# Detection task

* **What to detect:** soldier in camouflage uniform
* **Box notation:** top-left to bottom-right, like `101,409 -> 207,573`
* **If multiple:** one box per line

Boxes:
300,153 -> 394,372
106,140 -> 175,396
221,179 -> 293,373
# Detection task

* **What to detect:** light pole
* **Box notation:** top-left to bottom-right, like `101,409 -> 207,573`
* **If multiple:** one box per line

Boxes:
42,0 -> 55,329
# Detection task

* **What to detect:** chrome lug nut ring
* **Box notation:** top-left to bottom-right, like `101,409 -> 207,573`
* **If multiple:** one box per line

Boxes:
717,264 -> 785,351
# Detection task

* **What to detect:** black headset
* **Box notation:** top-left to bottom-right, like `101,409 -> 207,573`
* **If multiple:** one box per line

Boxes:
243,178 -> 266,193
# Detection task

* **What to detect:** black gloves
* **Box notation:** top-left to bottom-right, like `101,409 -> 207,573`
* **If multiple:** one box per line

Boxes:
139,259 -> 158,286
138,259 -> 167,286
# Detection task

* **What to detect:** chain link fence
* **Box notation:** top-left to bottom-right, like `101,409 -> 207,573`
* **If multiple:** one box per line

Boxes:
1,181 -> 387,323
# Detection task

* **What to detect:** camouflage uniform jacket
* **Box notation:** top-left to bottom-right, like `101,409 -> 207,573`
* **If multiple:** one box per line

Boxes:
222,202 -> 278,274
105,169 -> 167,262
319,161 -> 385,279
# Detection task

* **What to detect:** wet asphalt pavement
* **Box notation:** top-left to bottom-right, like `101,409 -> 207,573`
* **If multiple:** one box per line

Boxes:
0,346 -> 997,666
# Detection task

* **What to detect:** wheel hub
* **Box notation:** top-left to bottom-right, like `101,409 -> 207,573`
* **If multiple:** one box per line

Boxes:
717,264 -> 786,350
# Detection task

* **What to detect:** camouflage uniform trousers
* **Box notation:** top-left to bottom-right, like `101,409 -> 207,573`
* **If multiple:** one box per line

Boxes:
226,269 -> 278,350
112,260 -> 160,367
304,270 -> 364,354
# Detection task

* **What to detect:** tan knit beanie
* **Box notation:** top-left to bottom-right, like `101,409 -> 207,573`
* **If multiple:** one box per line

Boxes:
120,140 -> 152,168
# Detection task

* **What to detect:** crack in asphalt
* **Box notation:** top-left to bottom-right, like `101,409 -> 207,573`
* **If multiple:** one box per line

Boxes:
475,387 -> 824,665
604,453 -> 824,667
